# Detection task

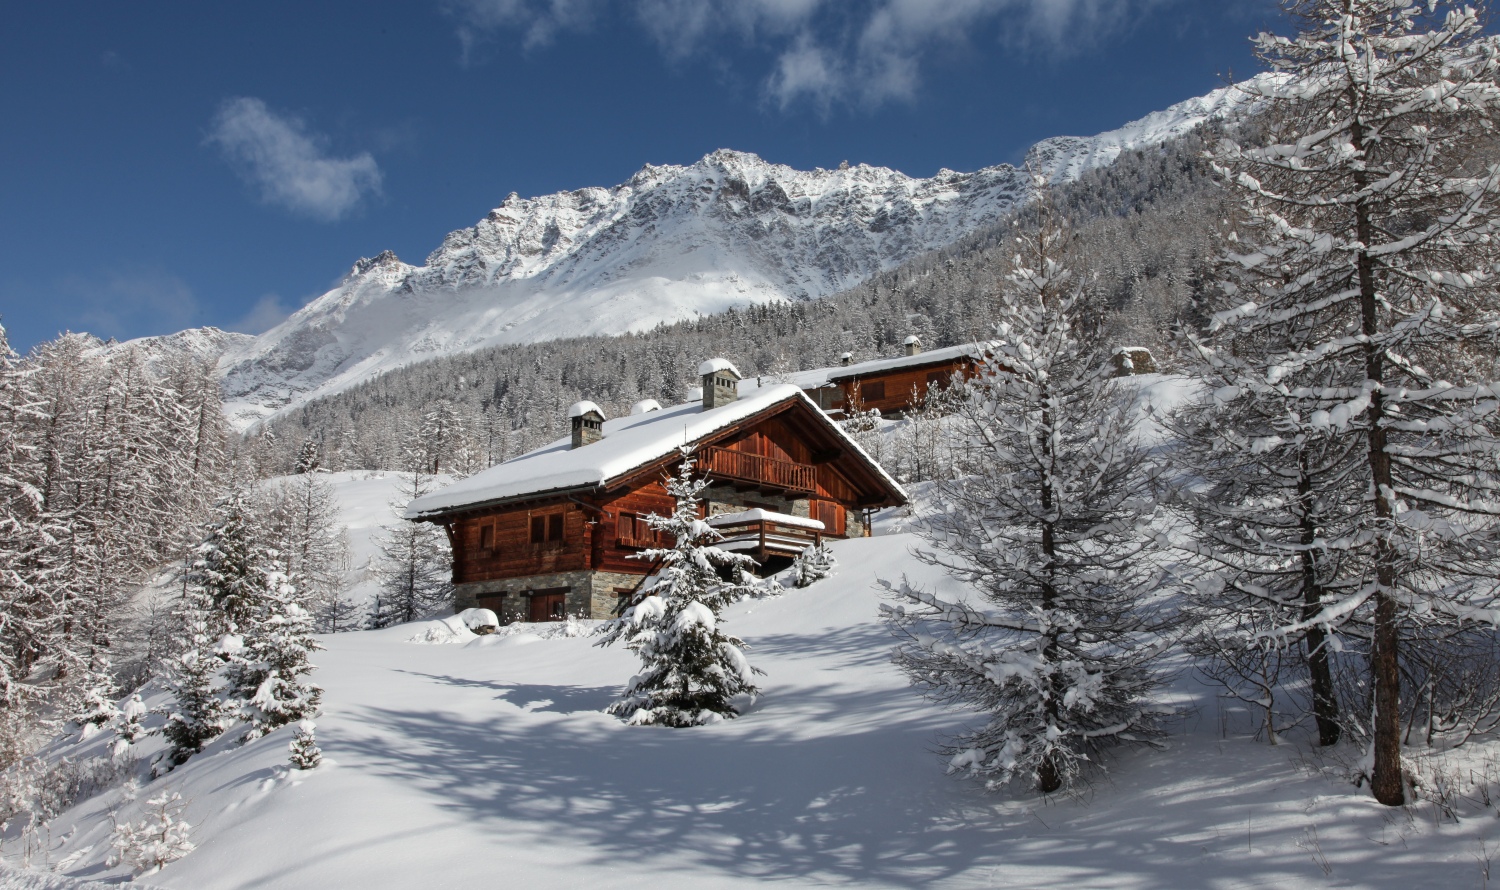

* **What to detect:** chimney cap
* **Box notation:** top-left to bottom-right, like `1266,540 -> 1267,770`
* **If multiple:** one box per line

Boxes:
567,400 -> 605,420
629,399 -> 663,415
903,335 -> 921,346
697,358 -> 742,378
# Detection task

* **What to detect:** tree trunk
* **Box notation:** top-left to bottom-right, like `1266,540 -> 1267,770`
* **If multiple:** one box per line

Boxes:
1352,112 -> 1404,806
1297,463 -> 1341,746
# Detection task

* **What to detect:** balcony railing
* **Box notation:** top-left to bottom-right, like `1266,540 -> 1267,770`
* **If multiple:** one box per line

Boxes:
707,510 -> 825,560
701,446 -> 817,494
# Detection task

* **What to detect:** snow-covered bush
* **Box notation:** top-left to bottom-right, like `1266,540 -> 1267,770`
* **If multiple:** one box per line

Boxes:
111,694 -> 150,761
289,720 -> 322,770
595,449 -> 765,726
884,201 -> 1175,795
109,791 -> 195,876
792,541 -> 837,588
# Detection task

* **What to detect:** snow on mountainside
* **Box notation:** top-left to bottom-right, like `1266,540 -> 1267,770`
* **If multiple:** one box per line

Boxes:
218,79 -> 1264,431
95,326 -> 255,373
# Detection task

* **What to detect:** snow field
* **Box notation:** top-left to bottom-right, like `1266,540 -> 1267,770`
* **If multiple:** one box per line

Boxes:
15,526 -> 1500,888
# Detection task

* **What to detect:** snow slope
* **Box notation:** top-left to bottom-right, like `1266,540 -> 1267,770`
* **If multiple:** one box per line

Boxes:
20,526 -> 1500,888
217,79 -> 1267,431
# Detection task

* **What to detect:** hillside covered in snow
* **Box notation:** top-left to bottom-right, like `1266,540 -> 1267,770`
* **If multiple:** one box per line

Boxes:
214,79 -> 1263,431
12,527 -> 1494,890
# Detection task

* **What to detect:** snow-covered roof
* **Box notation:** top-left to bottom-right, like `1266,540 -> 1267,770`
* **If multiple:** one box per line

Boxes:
740,342 -> 989,397
707,508 -> 824,531
629,399 -> 662,415
698,358 -> 741,378
567,400 -> 605,419
405,385 -> 905,519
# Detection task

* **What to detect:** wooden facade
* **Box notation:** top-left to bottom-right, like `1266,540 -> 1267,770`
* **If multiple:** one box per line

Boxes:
823,351 -> 981,418
423,391 -> 904,624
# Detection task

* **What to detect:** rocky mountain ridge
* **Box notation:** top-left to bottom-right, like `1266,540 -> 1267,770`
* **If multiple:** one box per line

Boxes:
211,77 -> 1264,430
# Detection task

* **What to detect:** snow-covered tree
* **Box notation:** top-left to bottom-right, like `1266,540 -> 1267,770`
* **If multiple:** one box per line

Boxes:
792,541 -> 837,588
262,473 -> 350,633
193,489 -> 278,637
883,205 -> 1173,794
370,469 -> 453,628
595,450 -> 765,726
288,719 -> 321,770
1163,352 -> 1364,748
227,594 -> 322,741
1206,0 -> 1500,805
159,586 -> 230,767
109,791 -> 195,876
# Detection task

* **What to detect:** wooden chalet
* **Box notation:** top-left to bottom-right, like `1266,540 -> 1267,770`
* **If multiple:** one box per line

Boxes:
404,359 -> 907,624
744,337 -> 986,419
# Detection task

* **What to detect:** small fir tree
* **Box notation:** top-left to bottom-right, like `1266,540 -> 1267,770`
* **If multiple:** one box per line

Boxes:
288,719 -> 322,770
159,586 -> 230,767
595,449 -> 765,726
228,590 -> 323,741
109,791 -> 195,876
792,541 -> 837,588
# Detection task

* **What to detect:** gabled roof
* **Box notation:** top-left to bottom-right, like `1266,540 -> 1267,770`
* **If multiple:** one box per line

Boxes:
404,384 -> 906,521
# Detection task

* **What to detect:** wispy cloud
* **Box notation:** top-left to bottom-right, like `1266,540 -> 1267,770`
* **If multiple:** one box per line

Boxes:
448,0 -> 1169,110
228,293 -> 296,335
207,97 -> 382,222
58,268 -> 200,342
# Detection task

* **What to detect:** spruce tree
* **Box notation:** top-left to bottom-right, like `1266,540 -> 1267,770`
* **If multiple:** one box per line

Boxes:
1207,0 -> 1500,805
595,450 -> 765,726
883,205 -> 1173,794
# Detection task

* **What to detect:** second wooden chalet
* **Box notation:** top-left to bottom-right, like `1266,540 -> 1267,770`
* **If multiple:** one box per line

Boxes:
743,336 -> 987,418
404,359 -> 907,624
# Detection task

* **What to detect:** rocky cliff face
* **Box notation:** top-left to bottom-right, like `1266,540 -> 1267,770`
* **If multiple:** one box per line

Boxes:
218,79 -> 1261,430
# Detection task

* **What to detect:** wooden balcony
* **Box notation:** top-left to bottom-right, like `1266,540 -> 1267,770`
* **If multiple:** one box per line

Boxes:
701,446 -> 817,495
707,510 -> 824,562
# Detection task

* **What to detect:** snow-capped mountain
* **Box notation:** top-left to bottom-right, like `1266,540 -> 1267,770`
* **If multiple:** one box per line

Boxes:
97,326 -> 256,373
219,79 -> 1262,430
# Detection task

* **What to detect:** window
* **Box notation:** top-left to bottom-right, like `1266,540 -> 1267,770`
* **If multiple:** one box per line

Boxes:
617,512 -> 657,548
926,370 -> 949,389
862,380 -> 886,401
530,512 -> 566,547
478,523 -> 494,552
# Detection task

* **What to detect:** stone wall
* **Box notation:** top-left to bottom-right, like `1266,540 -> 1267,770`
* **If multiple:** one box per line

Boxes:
700,484 -> 810,519
455,568 -> 647,622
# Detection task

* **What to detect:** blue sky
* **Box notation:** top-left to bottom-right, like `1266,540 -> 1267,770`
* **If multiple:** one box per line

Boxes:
0,0 -> 1284,352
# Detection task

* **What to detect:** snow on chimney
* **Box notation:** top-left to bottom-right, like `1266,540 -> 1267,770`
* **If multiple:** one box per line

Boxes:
698,358 -> 741,410
903,335 -> 922,357
568,400 -> 606,448
839,351 -> 853,366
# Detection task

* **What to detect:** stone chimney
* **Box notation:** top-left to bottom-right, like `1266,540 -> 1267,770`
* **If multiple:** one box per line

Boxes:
903,335 -> 923,357
698,358 -> 742,410
839,351 -> 853,366
568,400 -> 606,448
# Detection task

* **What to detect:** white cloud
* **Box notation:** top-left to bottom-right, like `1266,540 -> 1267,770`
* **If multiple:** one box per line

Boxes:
207,98 -> 382,222
448,0 -> 602,57
448,0 -> 1168,110
229,293 -> 295,335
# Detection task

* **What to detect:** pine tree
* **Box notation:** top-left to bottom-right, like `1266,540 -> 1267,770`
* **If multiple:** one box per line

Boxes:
1207,0 -> 1500,805
595,450 -> 765,726
228,591 -> 322,741
883,204 -> 1173,794
159,585 -> 230,766
370,468 -> 453,628
193,489 -> 277,637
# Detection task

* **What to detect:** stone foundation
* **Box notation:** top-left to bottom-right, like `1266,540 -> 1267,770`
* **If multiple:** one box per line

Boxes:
455,569 -> 648,622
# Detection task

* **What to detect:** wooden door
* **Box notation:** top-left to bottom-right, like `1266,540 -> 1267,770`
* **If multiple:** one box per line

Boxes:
812,500 -> 846,537
528,589 -> 568,622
